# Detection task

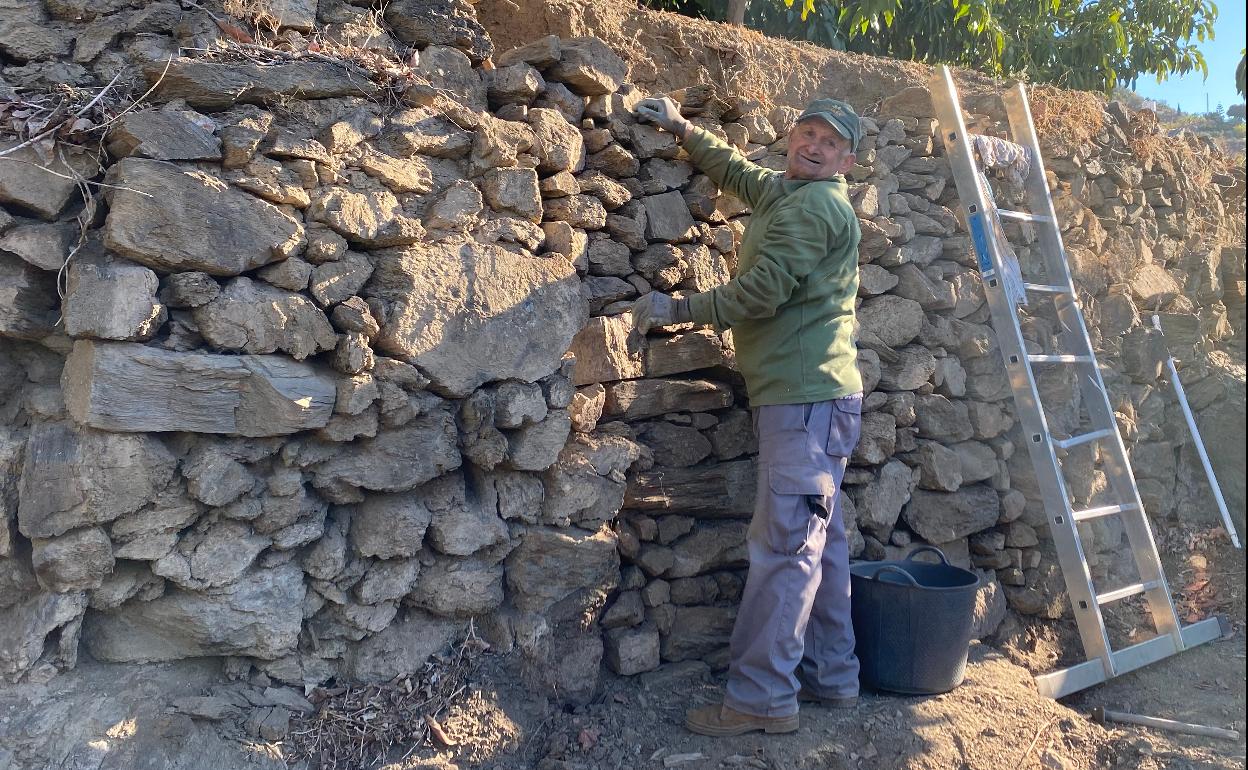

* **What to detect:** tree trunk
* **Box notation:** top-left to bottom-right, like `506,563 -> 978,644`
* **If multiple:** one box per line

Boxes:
727,0 -> 748,26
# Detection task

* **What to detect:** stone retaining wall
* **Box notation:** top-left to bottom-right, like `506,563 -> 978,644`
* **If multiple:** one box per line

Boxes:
0,0 -> 1243,699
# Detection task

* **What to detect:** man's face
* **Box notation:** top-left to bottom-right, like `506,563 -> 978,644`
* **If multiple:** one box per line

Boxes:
785,118 -> 857,181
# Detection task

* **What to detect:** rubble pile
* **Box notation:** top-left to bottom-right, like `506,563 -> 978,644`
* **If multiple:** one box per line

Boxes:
0,0 -> 1242,700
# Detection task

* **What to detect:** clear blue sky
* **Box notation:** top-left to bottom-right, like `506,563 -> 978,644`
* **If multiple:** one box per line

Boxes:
1131,2 -> 1245,115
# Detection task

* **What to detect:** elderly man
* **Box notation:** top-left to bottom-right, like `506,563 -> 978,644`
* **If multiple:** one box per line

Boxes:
631,96 -> 864,736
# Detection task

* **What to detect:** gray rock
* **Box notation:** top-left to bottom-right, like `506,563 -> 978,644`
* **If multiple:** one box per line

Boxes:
639,422 -> 711,468
103,159 -> 304,276
903,485 -> 1000,543
385,0 -> 492,62
660,606 -> 735,662
0,140 -> 97,220
18,419 -> 176,539
913,394 -> 975,442
546,37 -> 627,96
406,554 -> 504,618
64,256 -> 166,342
642,192 -> 696,242
567,314 -> 644,386
340,610 -> 459,682
605,625 -> 660,675
193,277 -> 335,360
951,440 -> 999,484
859,294 -> 925,348
603,378 -> 734,421
424,471 -> 510,555
506,410 -> 572,472
666,521 -> 748,578
160,272 -> 220,309
0,253 -> 58,340
505,526 -> 619,613
182,448 -> 255,507
355,558 -> 422,605
494,381 -> 548,428
307,187 -> 425,248
0,588 -> 87,682
851,459 -> 915,540
369,238 -> 586,397
106,109 -> 222,161
32,526 -> 115,592
149,59 -> 377,110
309,251 -> 374,309
903,440 -> 963,492
84,564 -> 306,662
63,340 -> 335,436
482,167 -> 542,222
314,412 -> 460,494
852,411 -> 897,466
256,256 -> 313,292
0,220 -> 76,271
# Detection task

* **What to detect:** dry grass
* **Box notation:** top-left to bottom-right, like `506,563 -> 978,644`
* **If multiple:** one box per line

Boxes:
1028,85 -> 1105,149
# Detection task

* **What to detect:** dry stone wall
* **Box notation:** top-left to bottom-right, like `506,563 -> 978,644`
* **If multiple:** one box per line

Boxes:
1,0 -> 1243,698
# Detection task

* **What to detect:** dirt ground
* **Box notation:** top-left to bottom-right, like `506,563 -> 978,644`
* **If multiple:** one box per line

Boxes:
3,521 -> 1242,770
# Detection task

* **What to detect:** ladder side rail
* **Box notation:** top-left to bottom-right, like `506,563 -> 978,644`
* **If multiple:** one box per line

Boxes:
1002,85 -> 1185,648
932,67 -> 1116,674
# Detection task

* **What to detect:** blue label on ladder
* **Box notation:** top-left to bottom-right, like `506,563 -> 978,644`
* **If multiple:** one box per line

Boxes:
968,211 -> 996,280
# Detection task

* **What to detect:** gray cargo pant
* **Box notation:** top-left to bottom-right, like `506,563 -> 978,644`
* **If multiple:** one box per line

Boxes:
724,395 -> 862,718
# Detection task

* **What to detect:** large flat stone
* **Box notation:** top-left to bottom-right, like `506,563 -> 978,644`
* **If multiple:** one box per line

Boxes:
103,158 -> 305,276
312,413 -> 461,493
83,564 -> 305,662
625,460 -> 756,518
193,277 -> 336,359
567,314 -> 643,386
147,59 -> 378,109
369,239 -> 586,397
62,340 -> 335,436
602,378 -> 733,421
505,525 -> 620,614
0,141 -> 97,220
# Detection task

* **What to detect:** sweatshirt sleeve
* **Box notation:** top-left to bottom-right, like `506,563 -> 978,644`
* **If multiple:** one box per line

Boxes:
687,195 -> 845,331
683,126 -> 778,210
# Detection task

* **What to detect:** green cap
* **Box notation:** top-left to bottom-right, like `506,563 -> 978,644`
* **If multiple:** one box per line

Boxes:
797,98 -> 862,150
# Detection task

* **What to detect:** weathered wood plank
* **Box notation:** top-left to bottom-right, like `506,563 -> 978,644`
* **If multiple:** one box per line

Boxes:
624,459 -> 756,517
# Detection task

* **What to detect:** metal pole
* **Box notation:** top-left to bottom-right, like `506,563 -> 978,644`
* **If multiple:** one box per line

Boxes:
1150,315 -> 1242,549
1092,707 -> 1241,741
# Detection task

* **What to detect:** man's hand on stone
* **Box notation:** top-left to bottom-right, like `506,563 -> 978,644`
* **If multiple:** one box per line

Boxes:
630,291 -> 692,334
634,97 -> 690,138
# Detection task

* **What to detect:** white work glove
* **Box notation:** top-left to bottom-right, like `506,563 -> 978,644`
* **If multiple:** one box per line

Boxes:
630,291 -> 692,334
634,97 -> 691,138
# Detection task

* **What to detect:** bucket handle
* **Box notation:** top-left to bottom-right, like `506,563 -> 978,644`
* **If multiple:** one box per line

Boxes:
903,545 -> 950,566
869,564 -> 920,586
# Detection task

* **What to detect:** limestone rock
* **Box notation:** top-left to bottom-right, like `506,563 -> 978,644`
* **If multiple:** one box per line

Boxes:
413,45 -> 488,109
103,159 -> 305,275
307,187 -> 425,248
62,340 -> 336,436
642,192 -> 696,242
902,440 -> 963,492
0,588 -> 87,683
851,459 -> 915,539
313,412 -> 460,493
567,314 -> 644,385
903,485 -> 1000,543
359,150 -> 434,194
506,411 -> 572,472
482,167 -> 542,222
625,460 -> 756,518
859,294 -> 925,348
193,277 -> 336,359
528,108 -> 585,174
639,422 -> 711,468
0,0 -> 69,62
384,0 -> 492,62
160,272 -> 221,309
546,37 -> 627,96
660,606 -> 735,662
645,330 -> 732,378
64,256 -> 166,341
423,471 -> 511,555
369,239 -> 586,397
913,394 -> 974,442
18,419 -> 176,539
0,220 -> 76,271
32,526 -> 115,592
605,625 -> 660,675
505,526 -> 619,614
83,564 -> 305,662
666,521 -> 748,578
406,555 -> 504,618
106,109 -> 222,161
149,59 -> 377,110
0,140 -> 98,220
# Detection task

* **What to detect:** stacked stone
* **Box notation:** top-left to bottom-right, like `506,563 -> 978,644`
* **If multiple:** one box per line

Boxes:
0,1 -> 653,699
1,0 -> 1242,695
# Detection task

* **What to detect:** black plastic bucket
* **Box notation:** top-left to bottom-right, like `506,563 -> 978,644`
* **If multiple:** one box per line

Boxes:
849,545 -> 981,695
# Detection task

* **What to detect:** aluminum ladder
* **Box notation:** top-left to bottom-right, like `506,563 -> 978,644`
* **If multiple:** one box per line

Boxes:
930,66 -> 1227,699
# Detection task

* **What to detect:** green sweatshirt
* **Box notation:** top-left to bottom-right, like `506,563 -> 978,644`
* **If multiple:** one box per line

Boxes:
683,127 -> 862,406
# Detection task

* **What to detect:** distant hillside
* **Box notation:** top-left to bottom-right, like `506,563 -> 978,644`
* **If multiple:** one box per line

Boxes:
1115,87 -> 1246,159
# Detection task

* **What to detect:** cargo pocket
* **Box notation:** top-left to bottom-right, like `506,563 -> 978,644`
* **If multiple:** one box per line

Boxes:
759,464 -> 836,555
826,396 -> 863,458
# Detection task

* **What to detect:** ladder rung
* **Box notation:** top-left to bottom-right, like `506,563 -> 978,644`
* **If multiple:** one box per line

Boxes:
1023,282 -> 1072,294
1096,580 -> 1162,606
997,209 -> 1052,223
1072,503 -> 1137,522
1053,429 -> 1114,450
1027,354 -> 1093,365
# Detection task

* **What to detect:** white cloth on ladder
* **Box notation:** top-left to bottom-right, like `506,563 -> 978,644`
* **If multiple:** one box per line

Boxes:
972,134 -> 1032,187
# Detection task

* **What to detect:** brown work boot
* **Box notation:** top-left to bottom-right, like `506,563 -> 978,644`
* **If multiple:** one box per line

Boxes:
684,703 -> 799,736
797,688 -> 859,709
